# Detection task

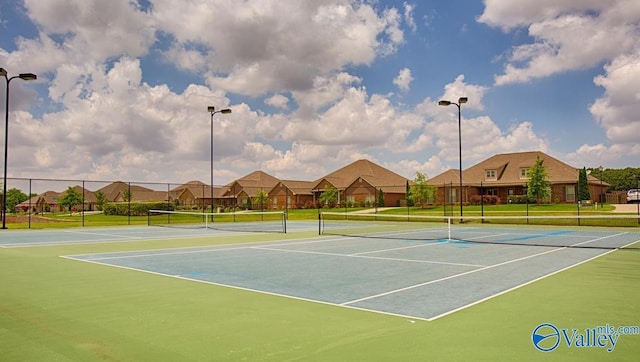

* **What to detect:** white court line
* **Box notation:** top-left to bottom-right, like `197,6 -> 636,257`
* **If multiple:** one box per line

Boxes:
339,246 -> 571,306
253,245 -> 486,268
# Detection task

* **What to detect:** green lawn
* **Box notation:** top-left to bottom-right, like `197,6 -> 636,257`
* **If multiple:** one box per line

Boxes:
1,229 -> 639,360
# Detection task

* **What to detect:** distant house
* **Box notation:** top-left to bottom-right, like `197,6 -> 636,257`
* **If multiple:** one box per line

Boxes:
222,171 -> 282,209
311,159 -> 410,207
17,186 -> 97,213
428,151 -> 609,204
268,180 -> 315,209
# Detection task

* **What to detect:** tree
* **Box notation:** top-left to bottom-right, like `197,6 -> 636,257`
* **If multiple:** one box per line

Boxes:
377,188 -> 385,207
409,172 -> 436,208
122,188 -> 132,202
578,167 -> 590,201
587,167 -> 640,191
319,185 -> 339,208
94,191 -> 106,211
59,187 -> 83,215
254,189 -> 268,211
527,156 -> 551,204
4,188 -> 29,213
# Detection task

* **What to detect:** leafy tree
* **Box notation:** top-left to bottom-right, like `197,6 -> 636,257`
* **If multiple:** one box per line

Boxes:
4,188 -> 29,213
59,187 -> 83,215
409,172 -> 436,208
578,167 -> 590,201
122,188 -> 132,202
588,167 -> 640,191
254,189 -> 268,211
94,191 -> 106,211
319,184 -> 339,208
527,156 -> 551,204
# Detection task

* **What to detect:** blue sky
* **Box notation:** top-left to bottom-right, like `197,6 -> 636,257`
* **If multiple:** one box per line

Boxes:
0,0 -> 638,187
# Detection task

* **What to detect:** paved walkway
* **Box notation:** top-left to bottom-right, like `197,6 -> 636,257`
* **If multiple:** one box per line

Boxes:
612,204 -> 639,213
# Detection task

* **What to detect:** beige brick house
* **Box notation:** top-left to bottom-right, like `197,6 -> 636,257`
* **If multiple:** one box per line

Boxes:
428,151 -> 609,205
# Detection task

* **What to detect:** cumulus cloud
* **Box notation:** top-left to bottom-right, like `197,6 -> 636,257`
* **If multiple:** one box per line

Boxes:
148,0 -> 405,96
590,51 -> 640,145
393,67 -> 413,92
479,1 -> 640,85
264,94 -> 289,109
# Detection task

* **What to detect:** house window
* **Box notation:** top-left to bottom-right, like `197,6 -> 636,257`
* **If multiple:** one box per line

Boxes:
365,193 -> 375,204
486,188 -> 498,196
508,188 -> 514,196
566,185 -> 575,202
520,168 -> 530,179
486,170 -> 497,180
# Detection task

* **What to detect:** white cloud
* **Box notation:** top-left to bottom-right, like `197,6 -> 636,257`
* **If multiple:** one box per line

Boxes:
148,0 -> 405,96
24,0 -> 155,61
264,94 -> 289,109
479,1 -> 640,85
590,51 -> 640,145
393,67 -> 413,92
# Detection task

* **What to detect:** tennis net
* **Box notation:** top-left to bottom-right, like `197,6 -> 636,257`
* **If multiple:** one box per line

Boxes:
319,212 -> 640,250
148,210 -> 287,233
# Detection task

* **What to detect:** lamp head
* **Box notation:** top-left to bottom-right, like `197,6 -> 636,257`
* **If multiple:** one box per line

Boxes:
458,97 -> 468,104
220,108 -> 232,114
0,68 -> 6,77
207,106 -> 216,113
19,73 -> 37,81
438,100 -> 451,106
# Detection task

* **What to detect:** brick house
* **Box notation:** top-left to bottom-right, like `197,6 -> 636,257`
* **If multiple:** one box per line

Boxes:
428,151 -> 609,205
311,159 -> 410,207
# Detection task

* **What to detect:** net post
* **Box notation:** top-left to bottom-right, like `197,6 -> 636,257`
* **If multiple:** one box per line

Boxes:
447,216 -> 452,240
283,211 -> 287,233
318,208 -> 322,235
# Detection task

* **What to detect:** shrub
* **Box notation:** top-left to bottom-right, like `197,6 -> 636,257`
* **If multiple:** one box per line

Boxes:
103,202 -> 174,216
507,195 -> 536,204
470,195 -> 501,205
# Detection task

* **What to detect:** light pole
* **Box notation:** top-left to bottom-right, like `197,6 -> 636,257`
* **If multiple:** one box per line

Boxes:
598,165 -> 604,208
1,68 -> 37,229
439,96 -> 467,222
207,106 -> 231,212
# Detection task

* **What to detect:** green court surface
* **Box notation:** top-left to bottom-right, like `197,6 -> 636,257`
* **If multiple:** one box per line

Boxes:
1,224 -> 639,360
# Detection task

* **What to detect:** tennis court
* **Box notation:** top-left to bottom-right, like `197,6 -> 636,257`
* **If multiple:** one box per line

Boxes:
63,217 -> 639,321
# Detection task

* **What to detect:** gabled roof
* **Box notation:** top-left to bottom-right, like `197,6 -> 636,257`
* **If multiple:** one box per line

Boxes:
225,170 -> 281,197
429,151 -> 609,186
426,169 -> 460,185
96,181 -> 154,201
312,159 -> 409,192
171,180 -> 220,198
279,180 -> 314,195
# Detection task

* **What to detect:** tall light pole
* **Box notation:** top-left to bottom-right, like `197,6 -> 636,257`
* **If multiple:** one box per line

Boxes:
207,106 -> 231,212
598,165 -> 604,208
438,96 -> 467,222
1,68 -> 37,229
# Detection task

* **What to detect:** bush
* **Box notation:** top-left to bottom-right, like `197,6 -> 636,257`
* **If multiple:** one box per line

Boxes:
507,195 -> 536,204
103,202 -> 174,216
470,195 -> 501,205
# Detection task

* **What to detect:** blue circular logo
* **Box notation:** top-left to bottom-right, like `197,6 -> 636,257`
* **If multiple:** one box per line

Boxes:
532,323 -> 560,352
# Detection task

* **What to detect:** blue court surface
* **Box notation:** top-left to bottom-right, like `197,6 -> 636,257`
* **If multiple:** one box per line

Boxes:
54,224 -> 638,321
